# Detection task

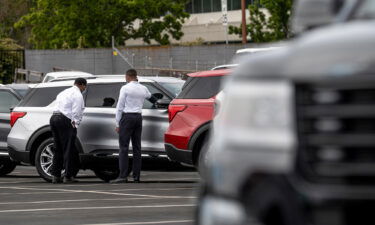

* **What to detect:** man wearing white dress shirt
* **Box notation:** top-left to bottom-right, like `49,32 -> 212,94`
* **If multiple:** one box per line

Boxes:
111,69 -> 154,183
50,78 -> 87,184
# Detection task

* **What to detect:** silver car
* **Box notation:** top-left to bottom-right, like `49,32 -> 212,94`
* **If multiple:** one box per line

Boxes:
0,85 -> 28,175
7,76 -> 184,182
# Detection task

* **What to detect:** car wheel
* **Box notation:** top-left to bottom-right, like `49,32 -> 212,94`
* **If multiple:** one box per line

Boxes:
35,137 -> 79,182
0,158 -> 17,176
35,138 -> 55,182
93,169 -> 119,182
197,141 -> 209,174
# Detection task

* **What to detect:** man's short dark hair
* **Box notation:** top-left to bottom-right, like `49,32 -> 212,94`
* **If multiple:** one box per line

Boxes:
74,77 -> 87,86
126,69 -> 137,77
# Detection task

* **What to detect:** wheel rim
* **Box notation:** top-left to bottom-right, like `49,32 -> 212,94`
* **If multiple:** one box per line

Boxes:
39,143 -> 54,177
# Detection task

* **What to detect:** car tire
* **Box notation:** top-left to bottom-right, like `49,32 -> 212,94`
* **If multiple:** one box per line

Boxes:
0,158 -> 17,176
35,137 -> 79,182
93,169 -> 119,182
197,141 -> 209,174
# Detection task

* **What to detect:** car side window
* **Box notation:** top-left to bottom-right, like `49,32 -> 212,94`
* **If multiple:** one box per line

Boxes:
85,83 -> 124,108
141,83 -> 168,109
0,91 -> 19,113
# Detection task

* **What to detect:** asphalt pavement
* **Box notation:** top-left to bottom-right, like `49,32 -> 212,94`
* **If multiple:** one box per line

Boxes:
0,160 -> 199,225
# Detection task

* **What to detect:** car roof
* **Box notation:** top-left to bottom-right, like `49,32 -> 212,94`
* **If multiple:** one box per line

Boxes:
0,84 -> 10,90
5,83 -> 35,89
45,71 -> 94,78
236,46 -> 283,54
31,76 -> 182,88
96,75 -> 184,82
211,64 -> 238,70
187,69 -> 231,77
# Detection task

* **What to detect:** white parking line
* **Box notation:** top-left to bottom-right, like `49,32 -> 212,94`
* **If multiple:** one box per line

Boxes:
0,196 -> 197,205
0,186 -> 197,199
0,204 -> 195,213
80,220 -> 193,225
0,191 -> 71,195
106,187 -> 195,192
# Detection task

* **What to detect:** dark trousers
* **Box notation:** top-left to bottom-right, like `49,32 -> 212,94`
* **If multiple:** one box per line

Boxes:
50,113 -> 79,178
118,113 -> 142,179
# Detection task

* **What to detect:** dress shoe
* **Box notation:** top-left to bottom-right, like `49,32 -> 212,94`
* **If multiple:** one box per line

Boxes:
52,176 -> 62,184
133,177 -> 140,183
110,178 -> 128,184
63,177 -> 79,183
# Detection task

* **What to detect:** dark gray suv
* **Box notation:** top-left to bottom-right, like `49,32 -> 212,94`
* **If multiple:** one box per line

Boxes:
0,85 -> 24,175
7,76 -> 184,182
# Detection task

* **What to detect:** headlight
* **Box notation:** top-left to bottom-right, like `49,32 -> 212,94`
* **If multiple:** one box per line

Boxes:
214,80 -> 295,151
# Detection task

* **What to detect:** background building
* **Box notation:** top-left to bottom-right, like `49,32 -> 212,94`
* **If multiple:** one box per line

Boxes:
126,0 -> 268,46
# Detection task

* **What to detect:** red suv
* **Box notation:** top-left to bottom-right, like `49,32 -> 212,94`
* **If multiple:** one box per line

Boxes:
164,69 -> 230,166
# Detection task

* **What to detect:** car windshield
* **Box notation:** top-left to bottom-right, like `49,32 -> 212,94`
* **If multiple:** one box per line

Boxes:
158,82 -> 185,97
352,0 -> 375,20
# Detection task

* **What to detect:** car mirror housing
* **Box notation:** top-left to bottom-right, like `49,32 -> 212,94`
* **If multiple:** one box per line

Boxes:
156,99 -> 171,109
291,0 -> 344,35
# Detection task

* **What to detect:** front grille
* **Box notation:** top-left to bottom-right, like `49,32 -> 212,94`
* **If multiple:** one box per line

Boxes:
295,82 -> 375,184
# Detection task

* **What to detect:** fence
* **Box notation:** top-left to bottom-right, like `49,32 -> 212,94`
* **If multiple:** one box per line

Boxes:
0,50 -> 25,84
25,44 -> 262,75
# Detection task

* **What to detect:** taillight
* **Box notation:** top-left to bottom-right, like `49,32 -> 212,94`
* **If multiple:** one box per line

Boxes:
168,105 -> 187,122
10,112 -> 26,127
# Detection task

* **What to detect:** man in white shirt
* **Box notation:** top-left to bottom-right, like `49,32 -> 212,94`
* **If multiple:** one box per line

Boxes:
111,69 -> 154,183
50,78 -> 87,184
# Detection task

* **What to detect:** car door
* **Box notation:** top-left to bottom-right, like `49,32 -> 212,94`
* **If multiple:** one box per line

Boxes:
0,89 -> 21,150
78,82 -> 170,156
78,83 -> 123,154
140,82 -> 170,155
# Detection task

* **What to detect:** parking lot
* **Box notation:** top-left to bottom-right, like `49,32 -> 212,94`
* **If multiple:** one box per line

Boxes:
0,160 -> 199,225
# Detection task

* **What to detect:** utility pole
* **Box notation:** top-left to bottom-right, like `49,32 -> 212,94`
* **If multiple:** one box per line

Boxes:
241,0 -> 247,44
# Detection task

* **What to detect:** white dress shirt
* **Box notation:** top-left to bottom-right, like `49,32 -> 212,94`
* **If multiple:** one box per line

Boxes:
54,86 -> 85,127
115,81 -> 151,127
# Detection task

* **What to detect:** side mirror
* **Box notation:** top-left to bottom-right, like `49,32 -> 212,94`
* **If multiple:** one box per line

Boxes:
155,99 -> 171,109
291,0 -> 344,35
152,93 -> 163,100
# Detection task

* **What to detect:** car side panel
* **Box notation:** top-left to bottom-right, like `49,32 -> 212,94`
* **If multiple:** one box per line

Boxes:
78,108 -> 168,154
165,98 -> 215,150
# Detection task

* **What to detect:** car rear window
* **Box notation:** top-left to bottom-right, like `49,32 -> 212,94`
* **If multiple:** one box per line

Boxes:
176,76 -> 223,99
18,86 -> 69,107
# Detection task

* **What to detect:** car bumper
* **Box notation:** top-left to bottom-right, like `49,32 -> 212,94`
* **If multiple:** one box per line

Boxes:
8,146 -> 30,164
198,195 -> 246,225
165,143 -> 192,165
0,148 -> 11,160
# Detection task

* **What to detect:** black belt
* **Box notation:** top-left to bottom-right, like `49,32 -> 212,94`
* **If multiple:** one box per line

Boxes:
123,112 -> 141,115
53,112 -> 64,116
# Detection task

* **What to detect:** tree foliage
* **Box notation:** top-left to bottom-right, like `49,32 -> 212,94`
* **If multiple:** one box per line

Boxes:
229,0 -> 292,43
15,0 -> 189,49
0,0 -> 33,46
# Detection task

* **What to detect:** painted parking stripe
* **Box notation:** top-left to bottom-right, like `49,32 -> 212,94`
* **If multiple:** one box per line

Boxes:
0,204 -> 195,213
0,186 -> 196,199
0,191 -> 72,195
0,196 -> 197,205
81,220 -> 193,225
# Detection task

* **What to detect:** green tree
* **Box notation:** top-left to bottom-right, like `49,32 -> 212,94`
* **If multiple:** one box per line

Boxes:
15,0 -> 189,49
0,0 -> 33,47
229,0 -> 292,43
